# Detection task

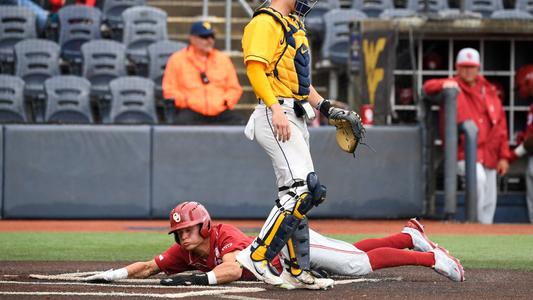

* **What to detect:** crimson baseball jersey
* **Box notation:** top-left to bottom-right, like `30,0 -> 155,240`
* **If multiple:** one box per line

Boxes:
154,223 -> 281,280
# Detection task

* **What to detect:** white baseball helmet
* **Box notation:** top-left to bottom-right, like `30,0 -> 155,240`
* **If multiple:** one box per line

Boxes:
456,48 -> 480,67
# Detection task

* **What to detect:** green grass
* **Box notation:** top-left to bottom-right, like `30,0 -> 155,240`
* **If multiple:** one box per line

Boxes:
1,232 -> 533,270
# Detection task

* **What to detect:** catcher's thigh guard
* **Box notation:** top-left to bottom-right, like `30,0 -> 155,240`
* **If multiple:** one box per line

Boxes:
251,192 -> 315,263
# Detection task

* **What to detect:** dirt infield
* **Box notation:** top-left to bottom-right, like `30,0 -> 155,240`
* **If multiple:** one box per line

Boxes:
2,219 -> 533,235
1,262 -> 532,299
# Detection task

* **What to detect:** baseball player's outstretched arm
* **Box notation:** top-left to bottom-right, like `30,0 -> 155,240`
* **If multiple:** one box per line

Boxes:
210,251 -> 243,284
160,251 -> 243,286
83,260 -> 161,282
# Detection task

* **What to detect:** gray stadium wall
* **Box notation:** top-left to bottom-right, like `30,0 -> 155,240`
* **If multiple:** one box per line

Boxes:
0,125 -> 423,219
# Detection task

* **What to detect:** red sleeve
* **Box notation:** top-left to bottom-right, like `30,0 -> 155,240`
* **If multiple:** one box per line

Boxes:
154,244 -> 193,275
423,78 -> 447,95
217,224 -> 254,257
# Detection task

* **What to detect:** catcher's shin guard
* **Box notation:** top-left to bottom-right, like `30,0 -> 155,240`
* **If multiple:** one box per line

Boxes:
285,218 -> 311,276
251,193 -> 314,262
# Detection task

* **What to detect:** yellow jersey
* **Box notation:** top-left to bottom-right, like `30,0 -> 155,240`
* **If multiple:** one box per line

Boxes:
242,7 -> 311,100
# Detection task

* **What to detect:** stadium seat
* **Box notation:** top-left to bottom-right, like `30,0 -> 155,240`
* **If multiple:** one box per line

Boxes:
14,39 -> 60,98
516,0 -> 533,14
102,0 -> 146,40
44,75 -> 94,124
464,0 -> 504,18
491,0 -> 533,19
108,76 -> 157,124
406,0 -> 461,18
305,0 -> 340,37
490,9 -> 533,19
0,75 -> 28,123
321,9 -> 367,66
0,6 -> 37,73
351,0 -> 393,18
122,6 -> 167,72
81,39 -> 127,98
147,40 -> 186,99
57,5 -> 102,70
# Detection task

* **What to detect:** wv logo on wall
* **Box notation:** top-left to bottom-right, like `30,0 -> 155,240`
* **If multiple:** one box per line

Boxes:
360,30 -> 397,125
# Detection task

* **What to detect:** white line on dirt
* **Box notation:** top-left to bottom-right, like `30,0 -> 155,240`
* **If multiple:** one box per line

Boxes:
0,280 -> 263,291
0,288 -> 265,298
217,295 -> 272,300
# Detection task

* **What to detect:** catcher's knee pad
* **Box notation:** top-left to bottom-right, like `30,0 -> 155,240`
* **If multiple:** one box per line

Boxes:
285,218 -> 310,276
251,211 -> 300,262
307,172 -> 327,206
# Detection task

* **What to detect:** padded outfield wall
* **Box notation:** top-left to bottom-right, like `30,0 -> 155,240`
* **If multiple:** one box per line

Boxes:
0,125 -> 423,219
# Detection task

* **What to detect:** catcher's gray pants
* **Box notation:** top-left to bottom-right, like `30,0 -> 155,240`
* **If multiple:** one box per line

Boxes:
244,99 -> 314,261
526,157 -> 533,223
458,161 -> 497,224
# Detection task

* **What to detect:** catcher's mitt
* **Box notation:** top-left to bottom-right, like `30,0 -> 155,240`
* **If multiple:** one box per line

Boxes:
328,108 -> 365,154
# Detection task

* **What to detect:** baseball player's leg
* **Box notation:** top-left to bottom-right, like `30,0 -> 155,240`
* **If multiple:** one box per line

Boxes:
355,218 -> 437,253
475,164 -> 493,224
302,228 -> 372,276
527,157 -> 533,223
304,229 -> 463,281
238,106 -> 323,285
479,167 -> 497,224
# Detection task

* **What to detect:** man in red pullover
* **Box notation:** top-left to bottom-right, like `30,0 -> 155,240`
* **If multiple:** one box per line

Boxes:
424,48 -> 511,224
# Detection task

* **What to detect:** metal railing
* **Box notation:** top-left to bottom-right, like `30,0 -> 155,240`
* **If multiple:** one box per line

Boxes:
201,0 -> 254,52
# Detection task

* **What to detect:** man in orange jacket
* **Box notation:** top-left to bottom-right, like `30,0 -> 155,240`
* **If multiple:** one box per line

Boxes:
162,21 -> 244,125
423,48 -> 511,224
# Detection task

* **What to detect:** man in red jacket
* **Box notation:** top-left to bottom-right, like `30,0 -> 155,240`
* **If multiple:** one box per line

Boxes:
423,48 -> 511,224
510,65 -> 533,223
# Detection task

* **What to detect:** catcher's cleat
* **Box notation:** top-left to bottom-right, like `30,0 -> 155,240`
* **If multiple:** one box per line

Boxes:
430,246 -> 465,282
236,245 -> 284,286
280,269 -> 335,290
402,218 -> 437,252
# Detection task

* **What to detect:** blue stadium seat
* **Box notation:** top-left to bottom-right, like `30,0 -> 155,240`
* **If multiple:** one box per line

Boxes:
352,0 -> 393,18
0,6 -> 37,73
109,76 -> 157,124
147,40 -> 186,99
321,9 -> 367,66
122,6 -> 167,71
14,39 -> 60,98
516,0 -> 533,14
44,76 -> 94,124
464,0 -> 504,18
407,0 -> 450,11
0,75 -> 28,123
57,5 -> 102,69
102,0 -> 146,40
491,0 -> 533,19
305,0 -> 340,37
81,39 -> 127,99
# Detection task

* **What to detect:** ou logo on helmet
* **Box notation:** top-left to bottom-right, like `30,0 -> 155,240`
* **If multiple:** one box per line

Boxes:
173,212 -> 181,223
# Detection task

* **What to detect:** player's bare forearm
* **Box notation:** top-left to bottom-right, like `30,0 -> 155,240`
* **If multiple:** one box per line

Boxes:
308,85 -> 324,107
125,260 -> 161,279
212,251 -> 243,284
211,261 -> 243,284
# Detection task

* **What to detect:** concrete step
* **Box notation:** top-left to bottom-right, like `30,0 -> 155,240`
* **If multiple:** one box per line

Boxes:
149,1 -> 253,18
167,16 -> 248,36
